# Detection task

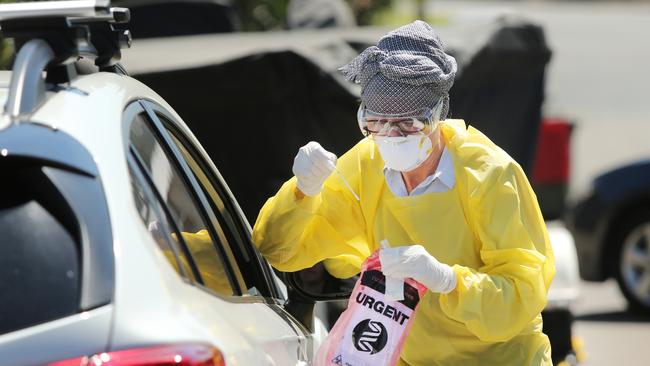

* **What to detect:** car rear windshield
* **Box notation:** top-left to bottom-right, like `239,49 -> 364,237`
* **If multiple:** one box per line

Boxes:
0,147 -> 115,337
0,123 -> 114,335
0,160 -> 80,334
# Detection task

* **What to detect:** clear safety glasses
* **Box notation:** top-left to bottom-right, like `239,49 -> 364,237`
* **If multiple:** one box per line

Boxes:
357,100 -> 443,138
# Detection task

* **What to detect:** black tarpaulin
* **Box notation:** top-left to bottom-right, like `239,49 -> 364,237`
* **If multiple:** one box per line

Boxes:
449,21 -> 551,176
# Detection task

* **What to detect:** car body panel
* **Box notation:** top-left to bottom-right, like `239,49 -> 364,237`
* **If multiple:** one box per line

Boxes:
593,161 -> 650,205
568,160 -> 650,281
0,306 -> 112,366
545,221 -> 581,309
569,192 -> 613,281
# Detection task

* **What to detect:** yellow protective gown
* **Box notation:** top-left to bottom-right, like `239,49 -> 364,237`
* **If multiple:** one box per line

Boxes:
253,119 -> 555,365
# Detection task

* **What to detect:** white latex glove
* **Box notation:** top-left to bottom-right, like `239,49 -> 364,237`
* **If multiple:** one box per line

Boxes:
292,141 -> 337,196
380,245 -> 457,294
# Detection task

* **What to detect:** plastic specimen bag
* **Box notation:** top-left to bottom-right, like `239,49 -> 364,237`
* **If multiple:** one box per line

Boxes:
315,251 -> 427,366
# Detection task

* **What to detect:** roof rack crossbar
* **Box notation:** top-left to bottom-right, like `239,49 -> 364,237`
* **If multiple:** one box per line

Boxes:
4,39 -> 55,119
0,3 -> 132,122
0,1 -> 110,21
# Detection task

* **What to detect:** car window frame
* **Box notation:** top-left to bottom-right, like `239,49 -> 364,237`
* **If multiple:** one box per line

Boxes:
127,153 -> 199,283
137,100 -> 285,302
162,130 -> 252,293
129,132 -> 242,296
124,101 -> 249,299
156,114 -> 267,287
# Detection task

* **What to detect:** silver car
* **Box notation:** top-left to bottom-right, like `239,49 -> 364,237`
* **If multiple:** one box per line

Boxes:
0,2 -> 335,365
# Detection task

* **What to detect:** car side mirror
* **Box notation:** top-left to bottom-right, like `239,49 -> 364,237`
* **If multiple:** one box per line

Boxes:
284,262 -> 356,302
281,262 -> 356,332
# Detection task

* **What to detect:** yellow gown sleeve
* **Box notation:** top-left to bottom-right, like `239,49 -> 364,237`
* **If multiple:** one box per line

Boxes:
252,144 -> 371,274
180,230 -> 234,295
166,230 -> 234,296
439,161 -> 555,342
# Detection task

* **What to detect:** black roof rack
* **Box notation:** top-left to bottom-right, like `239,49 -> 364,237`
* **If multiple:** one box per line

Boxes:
0,1 -> 132,122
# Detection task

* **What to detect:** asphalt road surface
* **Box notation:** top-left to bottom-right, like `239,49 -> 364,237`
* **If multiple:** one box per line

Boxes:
572,279 -> 650,365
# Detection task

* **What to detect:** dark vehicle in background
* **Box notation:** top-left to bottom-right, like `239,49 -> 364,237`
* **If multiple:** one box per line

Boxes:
568,160 -> 650,312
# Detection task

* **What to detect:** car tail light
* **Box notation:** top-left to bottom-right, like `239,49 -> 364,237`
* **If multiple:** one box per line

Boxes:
47,344 -> 225,366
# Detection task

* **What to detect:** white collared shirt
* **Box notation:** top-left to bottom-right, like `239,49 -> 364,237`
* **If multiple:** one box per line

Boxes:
383,147 -> 456,197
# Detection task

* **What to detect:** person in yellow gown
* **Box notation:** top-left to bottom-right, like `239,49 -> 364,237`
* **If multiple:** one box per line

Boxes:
253,20 -> 555,365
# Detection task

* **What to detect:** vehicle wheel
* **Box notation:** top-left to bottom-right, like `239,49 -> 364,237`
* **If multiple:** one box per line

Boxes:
614,212 -> 650,312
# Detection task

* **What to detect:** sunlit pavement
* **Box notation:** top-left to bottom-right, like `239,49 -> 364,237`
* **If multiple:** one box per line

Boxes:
572,280 -> 650,365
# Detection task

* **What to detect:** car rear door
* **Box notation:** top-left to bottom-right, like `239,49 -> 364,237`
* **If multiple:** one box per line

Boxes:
124,100 -> 313,364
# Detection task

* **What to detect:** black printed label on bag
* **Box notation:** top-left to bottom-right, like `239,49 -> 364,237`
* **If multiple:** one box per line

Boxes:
360,269 -> 421,310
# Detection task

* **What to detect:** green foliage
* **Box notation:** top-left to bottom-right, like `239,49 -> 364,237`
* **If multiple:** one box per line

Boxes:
0,39 -> 14,70
370,8 -> 449,27
234,0 -> 291,31
232,0 -> 396,30
352,0 -> 394,26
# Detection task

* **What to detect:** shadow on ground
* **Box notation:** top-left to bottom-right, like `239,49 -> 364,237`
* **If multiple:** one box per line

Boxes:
576,309 -> 650,323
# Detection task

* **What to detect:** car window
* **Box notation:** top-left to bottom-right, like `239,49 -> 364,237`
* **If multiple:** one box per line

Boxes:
128,163 -> 197,282
157,114 -> 273,297
167,133 -> 253,292
129,113 -> 237,297
0,164 -> 79,334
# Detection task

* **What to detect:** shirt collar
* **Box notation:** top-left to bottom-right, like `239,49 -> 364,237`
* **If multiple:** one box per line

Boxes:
382,146 -> 455,190
435,147 -> 455,189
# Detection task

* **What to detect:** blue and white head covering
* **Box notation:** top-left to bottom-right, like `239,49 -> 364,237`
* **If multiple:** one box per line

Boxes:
340,20 -> 457,119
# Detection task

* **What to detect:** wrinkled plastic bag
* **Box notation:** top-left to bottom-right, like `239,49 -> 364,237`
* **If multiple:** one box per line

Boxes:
315,251 -> 427,366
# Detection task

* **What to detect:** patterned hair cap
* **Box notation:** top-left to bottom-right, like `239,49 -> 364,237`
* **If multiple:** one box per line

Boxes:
341,20 -> 457,118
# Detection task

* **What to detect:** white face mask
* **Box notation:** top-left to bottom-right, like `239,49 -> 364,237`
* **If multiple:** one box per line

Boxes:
375,134 -> 433,172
